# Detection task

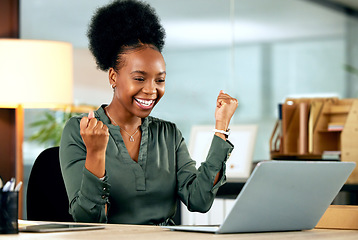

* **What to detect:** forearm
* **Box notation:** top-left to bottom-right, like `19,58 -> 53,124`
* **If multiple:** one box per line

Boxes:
85,149 -> 106,178
60,117 -> 110,222
178,135 -> 233,213
69,168 -> 110,223
214,122 -> 230,184
214,120 -> 229,141
213,169 -> 223,186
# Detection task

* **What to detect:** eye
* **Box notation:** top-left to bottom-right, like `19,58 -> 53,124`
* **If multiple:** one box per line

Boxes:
134,77 -> 145,82
156,78 -> 165,83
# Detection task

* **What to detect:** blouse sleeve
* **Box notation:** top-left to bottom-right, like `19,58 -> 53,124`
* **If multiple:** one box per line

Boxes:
175,127 -> 234,213
59,117 -> 111,223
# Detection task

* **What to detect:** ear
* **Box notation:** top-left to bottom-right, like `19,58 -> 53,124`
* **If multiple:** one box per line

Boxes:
108,68 -> 117,87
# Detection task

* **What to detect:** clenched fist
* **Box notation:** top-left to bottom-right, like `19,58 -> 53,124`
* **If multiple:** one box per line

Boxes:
80,111 -> 109,178
214,90 -> 238,139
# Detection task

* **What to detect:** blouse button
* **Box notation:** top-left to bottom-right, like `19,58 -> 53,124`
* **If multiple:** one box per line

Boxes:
102,195 -> 106,199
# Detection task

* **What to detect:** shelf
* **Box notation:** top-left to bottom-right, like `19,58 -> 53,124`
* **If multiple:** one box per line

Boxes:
318,130 -> 342,133
271,152 -> 322,160
270,97 -> 358,183
323,105 -> 351,114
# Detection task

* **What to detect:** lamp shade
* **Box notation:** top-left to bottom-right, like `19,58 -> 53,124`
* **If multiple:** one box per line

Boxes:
0,39 -> 73,107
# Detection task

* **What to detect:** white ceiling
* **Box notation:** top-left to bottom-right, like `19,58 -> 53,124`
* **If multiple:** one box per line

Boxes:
20,0 -> 355,49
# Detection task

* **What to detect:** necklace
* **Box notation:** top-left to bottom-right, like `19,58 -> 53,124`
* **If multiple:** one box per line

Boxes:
105,107 -> 140,142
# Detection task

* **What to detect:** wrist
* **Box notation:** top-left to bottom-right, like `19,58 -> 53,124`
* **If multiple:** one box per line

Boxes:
213,128 -> 230,136
215,121 -> 229,131
214,132 -> 226,141
213,128 -> 230,141
86,148 -> 106,159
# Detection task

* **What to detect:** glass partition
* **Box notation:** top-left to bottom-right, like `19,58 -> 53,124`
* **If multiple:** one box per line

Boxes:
20,0 -> 358,165
231,0 -> 354,160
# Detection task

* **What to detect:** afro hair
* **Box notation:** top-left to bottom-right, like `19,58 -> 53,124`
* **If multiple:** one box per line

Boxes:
87,0 -> 166,71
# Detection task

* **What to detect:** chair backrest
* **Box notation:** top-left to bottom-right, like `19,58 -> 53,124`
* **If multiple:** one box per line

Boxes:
26,146 -> 73,222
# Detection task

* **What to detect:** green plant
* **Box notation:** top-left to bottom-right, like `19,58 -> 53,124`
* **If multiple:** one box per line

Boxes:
28,105 -> 95,147
28,110 -> 79,147
345,64 -> 358,76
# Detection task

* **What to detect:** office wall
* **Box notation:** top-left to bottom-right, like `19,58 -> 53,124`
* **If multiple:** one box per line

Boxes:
23,37 -> 345,163
20,0 -> 358,219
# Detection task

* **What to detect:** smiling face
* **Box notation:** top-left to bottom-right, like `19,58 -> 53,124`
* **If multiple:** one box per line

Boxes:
109,46 -> 166,119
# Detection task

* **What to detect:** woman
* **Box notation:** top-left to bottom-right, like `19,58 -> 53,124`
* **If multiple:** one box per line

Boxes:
60,0 -> 238,225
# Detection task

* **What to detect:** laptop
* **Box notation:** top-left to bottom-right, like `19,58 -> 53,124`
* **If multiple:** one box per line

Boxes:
163,160 -> 356,234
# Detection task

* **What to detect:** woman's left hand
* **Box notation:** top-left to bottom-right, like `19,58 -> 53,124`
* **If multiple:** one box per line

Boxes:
214,90 -> 238,132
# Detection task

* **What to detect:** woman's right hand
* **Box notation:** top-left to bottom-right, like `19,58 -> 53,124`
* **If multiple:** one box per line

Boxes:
80,111 -> 109,178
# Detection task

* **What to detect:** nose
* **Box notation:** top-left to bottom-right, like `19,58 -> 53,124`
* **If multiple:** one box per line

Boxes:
142,80 -> 156,95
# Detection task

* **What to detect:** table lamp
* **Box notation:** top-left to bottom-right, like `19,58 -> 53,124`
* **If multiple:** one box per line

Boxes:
0,39 -> 73,217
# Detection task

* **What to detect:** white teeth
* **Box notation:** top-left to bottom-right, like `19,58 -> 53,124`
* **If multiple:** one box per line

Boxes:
136,99 -> 154,106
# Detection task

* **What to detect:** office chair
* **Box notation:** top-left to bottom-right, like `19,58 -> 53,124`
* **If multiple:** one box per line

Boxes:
27,146 -> 73,222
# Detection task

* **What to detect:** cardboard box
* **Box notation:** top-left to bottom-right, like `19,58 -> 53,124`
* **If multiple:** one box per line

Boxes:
316,205 -> 358,230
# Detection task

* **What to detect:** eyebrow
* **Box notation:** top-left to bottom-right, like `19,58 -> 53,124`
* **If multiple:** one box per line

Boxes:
130,70 -> 166,75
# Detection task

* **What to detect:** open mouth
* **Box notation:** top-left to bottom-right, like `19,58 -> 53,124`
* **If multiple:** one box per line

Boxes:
134,98 -> 156,110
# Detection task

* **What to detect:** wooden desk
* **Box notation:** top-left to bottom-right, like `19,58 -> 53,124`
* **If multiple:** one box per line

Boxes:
1,221 -> 357,240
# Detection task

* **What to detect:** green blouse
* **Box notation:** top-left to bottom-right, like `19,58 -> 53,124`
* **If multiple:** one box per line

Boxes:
60,105 -> 234,225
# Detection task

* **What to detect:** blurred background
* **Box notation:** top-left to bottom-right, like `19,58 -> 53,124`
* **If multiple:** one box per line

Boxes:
15,0 -> 358,218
